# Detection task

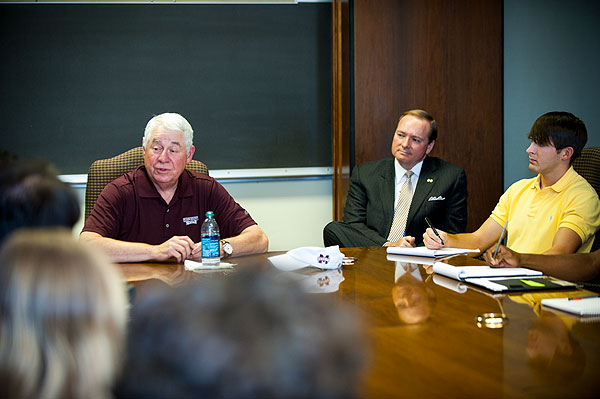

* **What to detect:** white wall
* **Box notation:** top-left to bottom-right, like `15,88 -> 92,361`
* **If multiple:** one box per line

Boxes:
71,177 -> 333,252
504,0 -> 600,189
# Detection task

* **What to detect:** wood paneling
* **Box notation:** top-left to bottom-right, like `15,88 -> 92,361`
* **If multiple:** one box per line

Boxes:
350,0 -> 503,231
332,0 -> 351,220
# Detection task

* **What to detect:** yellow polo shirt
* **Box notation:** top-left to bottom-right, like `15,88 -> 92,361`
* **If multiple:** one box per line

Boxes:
490,167 -> 600,254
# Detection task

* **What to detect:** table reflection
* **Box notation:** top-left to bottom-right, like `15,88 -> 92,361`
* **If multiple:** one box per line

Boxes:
289,268 -> 345,294
509,291 -> 587,384
391,262 -> 436,324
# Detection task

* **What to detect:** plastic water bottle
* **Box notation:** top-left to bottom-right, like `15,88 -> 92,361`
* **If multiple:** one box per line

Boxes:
201,211 -> 220,265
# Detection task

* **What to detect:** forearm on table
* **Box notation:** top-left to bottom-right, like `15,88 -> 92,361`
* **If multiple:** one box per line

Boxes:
80,231 -> 158,263
226,225 -> 269,257
519,252 -> 600,282
444,232 -> 490,252
448,218 -> 503,252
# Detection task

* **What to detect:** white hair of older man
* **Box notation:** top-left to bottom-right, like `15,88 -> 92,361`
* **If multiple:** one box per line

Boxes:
142,112 -> 194,154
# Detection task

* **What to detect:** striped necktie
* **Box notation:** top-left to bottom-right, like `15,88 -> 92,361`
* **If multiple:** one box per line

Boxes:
387,171 -> 414,242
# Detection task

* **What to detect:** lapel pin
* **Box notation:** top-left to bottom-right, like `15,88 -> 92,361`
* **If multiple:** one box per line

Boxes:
427,178 -> 434,183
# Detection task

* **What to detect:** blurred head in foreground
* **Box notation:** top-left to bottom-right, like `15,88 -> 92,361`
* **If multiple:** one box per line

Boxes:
117,266 -> 367,399
0,159 -> 80,243
0,228 -> 127,399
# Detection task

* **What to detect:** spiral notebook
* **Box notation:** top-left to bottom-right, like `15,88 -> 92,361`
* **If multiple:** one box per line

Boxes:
541,296 -> 600,316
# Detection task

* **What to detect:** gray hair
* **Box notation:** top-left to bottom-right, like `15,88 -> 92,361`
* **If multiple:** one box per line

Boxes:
142,113 -> 194,154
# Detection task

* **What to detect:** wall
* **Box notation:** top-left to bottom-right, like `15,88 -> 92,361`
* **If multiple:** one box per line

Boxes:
0,3 -> 332,173
352,0 -> 503,232
71,178 -> 333,252
504,0 -> 600,189
56,0 -> 600,253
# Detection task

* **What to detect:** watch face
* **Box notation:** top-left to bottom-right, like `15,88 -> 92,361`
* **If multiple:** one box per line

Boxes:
223,242 -> 233,255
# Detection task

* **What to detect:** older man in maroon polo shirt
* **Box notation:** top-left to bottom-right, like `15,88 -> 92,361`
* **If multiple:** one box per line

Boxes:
80,113 -> 269,263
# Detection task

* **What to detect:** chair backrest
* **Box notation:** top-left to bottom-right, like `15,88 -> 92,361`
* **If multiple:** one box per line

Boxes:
572,147 -> 600,252
84,147 -> 208,221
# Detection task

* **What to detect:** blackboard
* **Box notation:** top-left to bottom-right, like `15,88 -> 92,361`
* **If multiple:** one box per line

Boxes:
0,3 -> 332,174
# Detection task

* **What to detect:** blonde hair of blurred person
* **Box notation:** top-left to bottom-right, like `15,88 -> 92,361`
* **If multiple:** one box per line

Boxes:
0,228 -> 128,399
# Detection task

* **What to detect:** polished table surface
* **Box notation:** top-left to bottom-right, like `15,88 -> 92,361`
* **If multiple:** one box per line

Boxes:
118,247 -> 600,398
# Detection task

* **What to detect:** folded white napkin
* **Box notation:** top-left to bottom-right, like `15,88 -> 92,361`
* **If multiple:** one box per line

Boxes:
184,259 -> 236,271
268,245 -> 344,271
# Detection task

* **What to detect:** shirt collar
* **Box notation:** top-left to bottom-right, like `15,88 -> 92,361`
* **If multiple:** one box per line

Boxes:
394,157 -> 424,184
530,166 -> 577,193
135,166 -> 193,198
549,166 -> 577,193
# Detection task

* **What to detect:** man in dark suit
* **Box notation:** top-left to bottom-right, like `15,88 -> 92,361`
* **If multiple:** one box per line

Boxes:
323,109 -> 467,247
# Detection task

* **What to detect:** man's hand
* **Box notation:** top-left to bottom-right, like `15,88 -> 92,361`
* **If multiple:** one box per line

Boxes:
384,236 -> 416,248
154,236 -> 196,263
483,245 -> 522,268
190,241 -> 203,260
423,228 -> 447,249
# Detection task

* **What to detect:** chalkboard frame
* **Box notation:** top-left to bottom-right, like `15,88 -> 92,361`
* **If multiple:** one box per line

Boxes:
0,3 -> 332,174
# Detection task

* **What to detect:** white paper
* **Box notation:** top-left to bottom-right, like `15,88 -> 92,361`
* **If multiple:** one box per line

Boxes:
386,246 -> 480,258
432,261 -> 543,281
462,277 -> 509,292
386,254 -> 437,265
184,259 -> 235,271
432,274 -> 468,293
541,296 -> 600,316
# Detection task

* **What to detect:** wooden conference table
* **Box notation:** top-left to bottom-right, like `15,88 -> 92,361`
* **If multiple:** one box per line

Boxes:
118,247 -> 600,398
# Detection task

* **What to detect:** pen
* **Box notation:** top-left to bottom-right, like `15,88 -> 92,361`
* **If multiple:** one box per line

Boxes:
568,295 -> 600,301
492,220 -> 509,259
425,217 -> 444,246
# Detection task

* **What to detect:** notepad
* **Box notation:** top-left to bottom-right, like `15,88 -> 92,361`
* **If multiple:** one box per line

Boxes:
432,262 -> 543,281
386,246 -> 480,258
386,254 -> 437,265
541,296 -> 600,316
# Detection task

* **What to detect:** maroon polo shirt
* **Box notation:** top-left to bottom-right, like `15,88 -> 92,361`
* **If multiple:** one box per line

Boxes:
83,166 -> 256,245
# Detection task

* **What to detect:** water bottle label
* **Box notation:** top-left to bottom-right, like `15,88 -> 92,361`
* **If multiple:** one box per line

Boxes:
202,235 -> 220,258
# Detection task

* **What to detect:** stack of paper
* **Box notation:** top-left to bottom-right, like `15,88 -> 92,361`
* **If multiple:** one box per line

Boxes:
386,246 -> 480,257
541,296 -> 600,316
432,262 -> 543,281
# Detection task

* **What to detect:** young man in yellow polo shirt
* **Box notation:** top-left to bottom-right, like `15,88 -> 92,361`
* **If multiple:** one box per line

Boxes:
423,111 -> 600,259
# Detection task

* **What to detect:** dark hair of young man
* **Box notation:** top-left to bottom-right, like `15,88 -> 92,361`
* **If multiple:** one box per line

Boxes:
528,111 -> 587,163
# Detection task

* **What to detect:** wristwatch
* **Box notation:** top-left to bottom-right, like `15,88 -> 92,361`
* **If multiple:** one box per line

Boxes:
221,240 -> 233,258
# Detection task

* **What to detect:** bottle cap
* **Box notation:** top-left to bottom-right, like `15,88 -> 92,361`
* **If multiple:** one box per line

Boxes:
205,211 -> 214,217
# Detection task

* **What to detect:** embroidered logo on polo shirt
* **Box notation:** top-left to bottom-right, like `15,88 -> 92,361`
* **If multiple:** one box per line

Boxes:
183,216 -> 199,225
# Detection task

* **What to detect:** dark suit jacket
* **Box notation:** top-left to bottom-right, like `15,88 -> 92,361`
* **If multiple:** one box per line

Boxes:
340,156 -> 467,246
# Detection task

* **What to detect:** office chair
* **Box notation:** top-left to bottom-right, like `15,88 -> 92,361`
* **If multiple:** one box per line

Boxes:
572,147 -> 600,252
84,146 -> 208,220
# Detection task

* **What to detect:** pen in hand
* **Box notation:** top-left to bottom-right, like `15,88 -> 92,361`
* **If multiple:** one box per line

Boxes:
425,217 -> 444,246
492,220 -> 508,259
